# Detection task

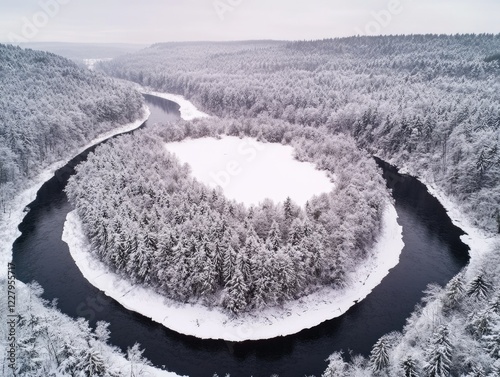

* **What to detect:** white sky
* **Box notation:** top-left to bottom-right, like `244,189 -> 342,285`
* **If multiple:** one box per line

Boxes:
0,0 -> 499,44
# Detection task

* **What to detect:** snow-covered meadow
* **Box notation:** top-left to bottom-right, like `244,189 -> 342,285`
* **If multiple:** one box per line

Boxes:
165,136 -> 335,207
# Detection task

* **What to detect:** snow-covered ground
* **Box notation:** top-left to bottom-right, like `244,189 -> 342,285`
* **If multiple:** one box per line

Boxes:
139,86 -> 210,121
63,202 -> 402,341
165,136 -> 335,207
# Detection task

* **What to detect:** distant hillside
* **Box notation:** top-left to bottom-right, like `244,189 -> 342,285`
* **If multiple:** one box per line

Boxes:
0,43 -> 145,211
17,42 -> 147,64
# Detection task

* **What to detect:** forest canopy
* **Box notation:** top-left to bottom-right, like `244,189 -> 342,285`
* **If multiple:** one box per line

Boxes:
66,117 -> 390,314
0,44 -> 145,212
101,34 -> 500,232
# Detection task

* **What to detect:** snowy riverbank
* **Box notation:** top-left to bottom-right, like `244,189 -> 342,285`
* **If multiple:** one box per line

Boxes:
62,202 -> 403,341
0,107 -> 182,377
0,106 -> 150,279
139,86 -> 211,121
406,173 -> 499,274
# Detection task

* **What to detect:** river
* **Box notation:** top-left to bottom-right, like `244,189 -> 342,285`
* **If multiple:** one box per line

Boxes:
12,94 -> 470,377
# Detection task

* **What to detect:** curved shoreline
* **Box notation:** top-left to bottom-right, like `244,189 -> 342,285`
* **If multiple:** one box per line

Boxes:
0,107 -> 150,279
62,202 -> 403,341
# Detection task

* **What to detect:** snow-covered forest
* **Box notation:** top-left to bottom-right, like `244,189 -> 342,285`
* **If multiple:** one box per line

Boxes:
0,44 -> 145,212
0,45 -> 158,376
0,282 -> 161,377
97,35 -> 500,375
321,247 -> 500,376
65,117 -> 389,313
101,34 -> 500,233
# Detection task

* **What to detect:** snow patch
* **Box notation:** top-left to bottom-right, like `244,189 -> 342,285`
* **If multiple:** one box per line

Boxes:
83,58 -> 113,70
138,86 -> 210,121
62,202 -> 403,341
165,136 -> 335,207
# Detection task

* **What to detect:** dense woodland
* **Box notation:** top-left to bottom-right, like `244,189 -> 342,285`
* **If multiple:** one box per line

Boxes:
0,282 -> 155,377
0,45 -> 153,375
98,35 -> 500,375
322,247 -> 500,377
101,34 -> 500,233
0,43 -> 145,212
66,118 -> 388,313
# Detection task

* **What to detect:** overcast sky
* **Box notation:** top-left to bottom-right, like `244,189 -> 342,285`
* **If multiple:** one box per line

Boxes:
1,0 -> 499,45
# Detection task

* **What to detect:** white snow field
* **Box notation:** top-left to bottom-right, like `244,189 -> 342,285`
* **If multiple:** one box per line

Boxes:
64,202 -> 402,341
165,136 -> 335,207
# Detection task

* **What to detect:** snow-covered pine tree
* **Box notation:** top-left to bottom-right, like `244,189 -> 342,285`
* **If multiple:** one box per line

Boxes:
77,348 -> 106,377
224,265 -> 249,314
443,273 -> 465,312
288,218 -> 304,246
266,220 -> 282,252
401,355 -> 419,377
467,272 -> 492,300
322,352 -> 347,377
465,364 -> 486,377
482,319 -> 500,358
424,326 -> 453,377
369,336 -> 390,373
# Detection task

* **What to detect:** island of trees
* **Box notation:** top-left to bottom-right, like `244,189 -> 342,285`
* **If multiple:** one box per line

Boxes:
66,117 -> 389,314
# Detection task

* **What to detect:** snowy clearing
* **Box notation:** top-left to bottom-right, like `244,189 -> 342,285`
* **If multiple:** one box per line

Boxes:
165,136 -> 335,207
63,202 -> 403,341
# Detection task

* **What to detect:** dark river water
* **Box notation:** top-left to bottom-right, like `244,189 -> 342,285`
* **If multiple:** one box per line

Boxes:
12,95 -> 470,377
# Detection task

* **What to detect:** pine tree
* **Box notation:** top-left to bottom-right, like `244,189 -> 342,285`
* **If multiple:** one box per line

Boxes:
424,326 -> 452,377
369,336 -> 390,373
467,309 -> 494,339
224,265 -> 249,314
222,245 -> 236,285
77,348 -> 106,377
284,196 -> 293,222
467,272 -> 492,300
402,355 -> 419,377
288,218 -> 304,246
465,364 -> 485,377
482,320 -> 500,358
266,220 -> 282,252
443,274 -> 465,311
